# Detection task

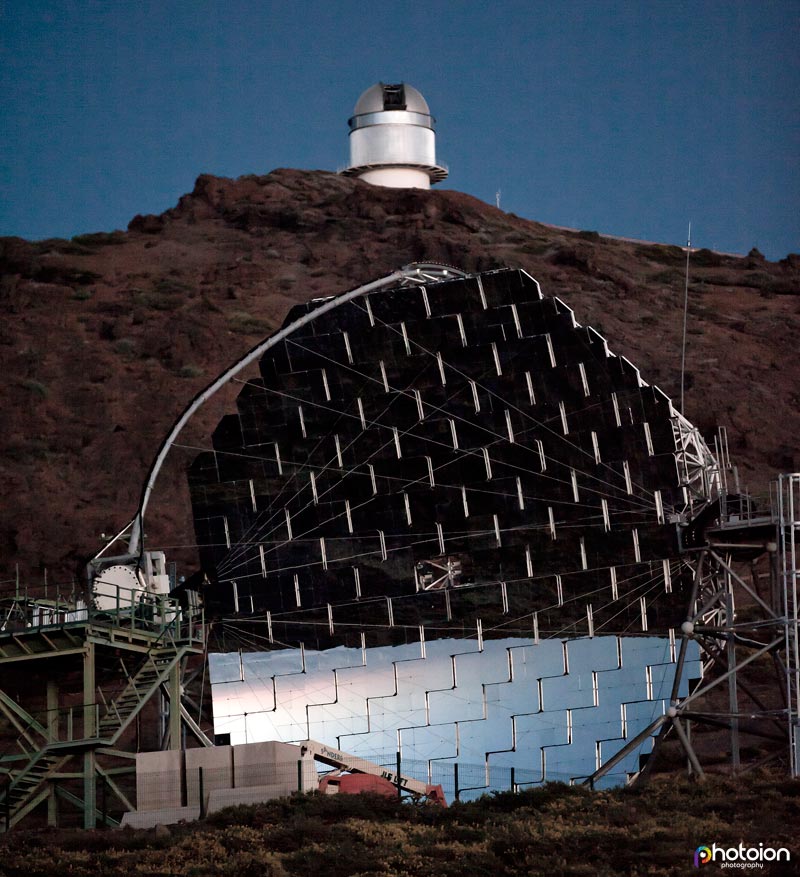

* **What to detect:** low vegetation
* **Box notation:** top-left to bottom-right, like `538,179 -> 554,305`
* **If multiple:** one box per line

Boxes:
19,378 -> 49,399
1,772 -> 798,876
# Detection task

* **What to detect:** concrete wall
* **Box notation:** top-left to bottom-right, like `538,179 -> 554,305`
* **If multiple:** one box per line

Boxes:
232,739 -> 315,793
185,745 -> 233,808
127,740 -> 317,827
136,749 -> 184,811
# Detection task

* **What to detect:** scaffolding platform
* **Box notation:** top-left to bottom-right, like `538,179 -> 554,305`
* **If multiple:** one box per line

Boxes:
0,585 -> 206,830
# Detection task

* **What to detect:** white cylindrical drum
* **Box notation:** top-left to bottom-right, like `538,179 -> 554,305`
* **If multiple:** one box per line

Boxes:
350,119 -> 436,169
358,167 -> 431,188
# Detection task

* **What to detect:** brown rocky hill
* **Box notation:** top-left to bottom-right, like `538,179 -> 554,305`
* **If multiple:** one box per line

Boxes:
1,168 -> 798,586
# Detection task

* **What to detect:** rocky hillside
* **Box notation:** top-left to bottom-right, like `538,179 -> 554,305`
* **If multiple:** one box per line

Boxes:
2,169 -> 798,585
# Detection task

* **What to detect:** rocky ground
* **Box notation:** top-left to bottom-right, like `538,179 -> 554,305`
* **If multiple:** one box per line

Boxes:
1,168 -> 798,586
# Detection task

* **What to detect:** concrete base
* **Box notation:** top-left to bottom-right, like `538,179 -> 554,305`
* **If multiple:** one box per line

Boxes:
136,749 -> 184,811
123,740 -> 318,826
186,745 -> 233,807
207,783 -> 295,813
233,739 -> 316,792
121,805 -> 201,829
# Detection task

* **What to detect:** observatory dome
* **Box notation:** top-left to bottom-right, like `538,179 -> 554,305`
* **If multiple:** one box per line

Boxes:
352,82 -> 431,116
341,82 -> 447,189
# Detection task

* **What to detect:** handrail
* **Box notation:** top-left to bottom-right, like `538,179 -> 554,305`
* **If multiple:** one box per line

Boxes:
0,584 -> 201,640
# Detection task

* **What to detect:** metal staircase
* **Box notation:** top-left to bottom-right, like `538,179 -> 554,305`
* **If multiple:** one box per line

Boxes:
2,749 -> 70,828
0,647 -> 190,827
97,652 -> 183,743
0,584 -> 206,830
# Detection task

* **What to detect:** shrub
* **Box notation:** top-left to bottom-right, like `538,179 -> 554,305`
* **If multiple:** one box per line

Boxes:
649,268 -> 684,285
134,291 -> 183,312
228,311 -> 270,335
113,338 -> 137,356
37,238 -> 93,256
20,378 -> 48,398
691,247 -> 723,267
178,364 -> 204,378
201,294 -> 223,313
71,231 -> 126,246
655,244 -> 686,263
520,241 -> 550,256
36,265 -> 102,284
5,438 -> 49,460
154,277 -> 193,295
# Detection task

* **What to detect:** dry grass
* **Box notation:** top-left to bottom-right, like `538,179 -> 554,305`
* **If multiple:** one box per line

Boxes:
1,772 -> 798,876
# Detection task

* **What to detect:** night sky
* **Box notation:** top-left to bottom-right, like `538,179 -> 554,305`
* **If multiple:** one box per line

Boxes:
2,1 -> 798,259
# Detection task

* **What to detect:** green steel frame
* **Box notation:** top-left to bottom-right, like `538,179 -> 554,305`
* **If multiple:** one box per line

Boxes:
0,591 -> 207,830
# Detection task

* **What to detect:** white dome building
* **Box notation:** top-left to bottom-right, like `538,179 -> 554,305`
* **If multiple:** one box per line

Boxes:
341,82 -> 447,189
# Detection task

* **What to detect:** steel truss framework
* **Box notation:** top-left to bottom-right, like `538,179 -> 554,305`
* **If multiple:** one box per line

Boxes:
780,475 -> 800,774
671,413 -> 723,516
0,591 -> 208,831
589,473 -> 800,785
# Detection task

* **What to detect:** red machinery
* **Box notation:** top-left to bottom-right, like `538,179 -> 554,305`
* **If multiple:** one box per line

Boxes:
301,739 -> 447,806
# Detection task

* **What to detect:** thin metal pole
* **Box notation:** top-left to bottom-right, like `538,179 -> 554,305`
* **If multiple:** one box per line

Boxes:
680,222 -> 691,415
726,591 -> 740,771
780,475 -> 800,777
670,550 -> 706,705
168,661 -> 181,750
672,717 -> 705,779
680,637 -> 783,710
82,640 -> 96,829
198,767 -> 206,818
585,715 -> 666,786
396,751 -> 402,801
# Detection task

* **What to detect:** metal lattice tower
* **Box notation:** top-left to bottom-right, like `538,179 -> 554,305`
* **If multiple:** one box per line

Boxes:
779,474 -> 800,776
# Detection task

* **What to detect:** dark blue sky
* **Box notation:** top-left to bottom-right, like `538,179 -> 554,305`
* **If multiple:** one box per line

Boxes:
2,1 -> 798,259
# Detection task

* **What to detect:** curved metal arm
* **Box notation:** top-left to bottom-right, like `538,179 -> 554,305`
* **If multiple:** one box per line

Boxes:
123,268 -> 411,556
93,262 -> 466,561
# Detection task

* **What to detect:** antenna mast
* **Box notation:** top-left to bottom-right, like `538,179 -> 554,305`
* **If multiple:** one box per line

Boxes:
680,222 -> 691,414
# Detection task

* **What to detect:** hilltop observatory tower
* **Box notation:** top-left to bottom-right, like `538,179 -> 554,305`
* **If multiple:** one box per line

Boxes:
341,82 -> 447,189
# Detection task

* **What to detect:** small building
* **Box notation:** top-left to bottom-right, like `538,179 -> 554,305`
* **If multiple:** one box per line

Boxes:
341,82 -> 447,189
